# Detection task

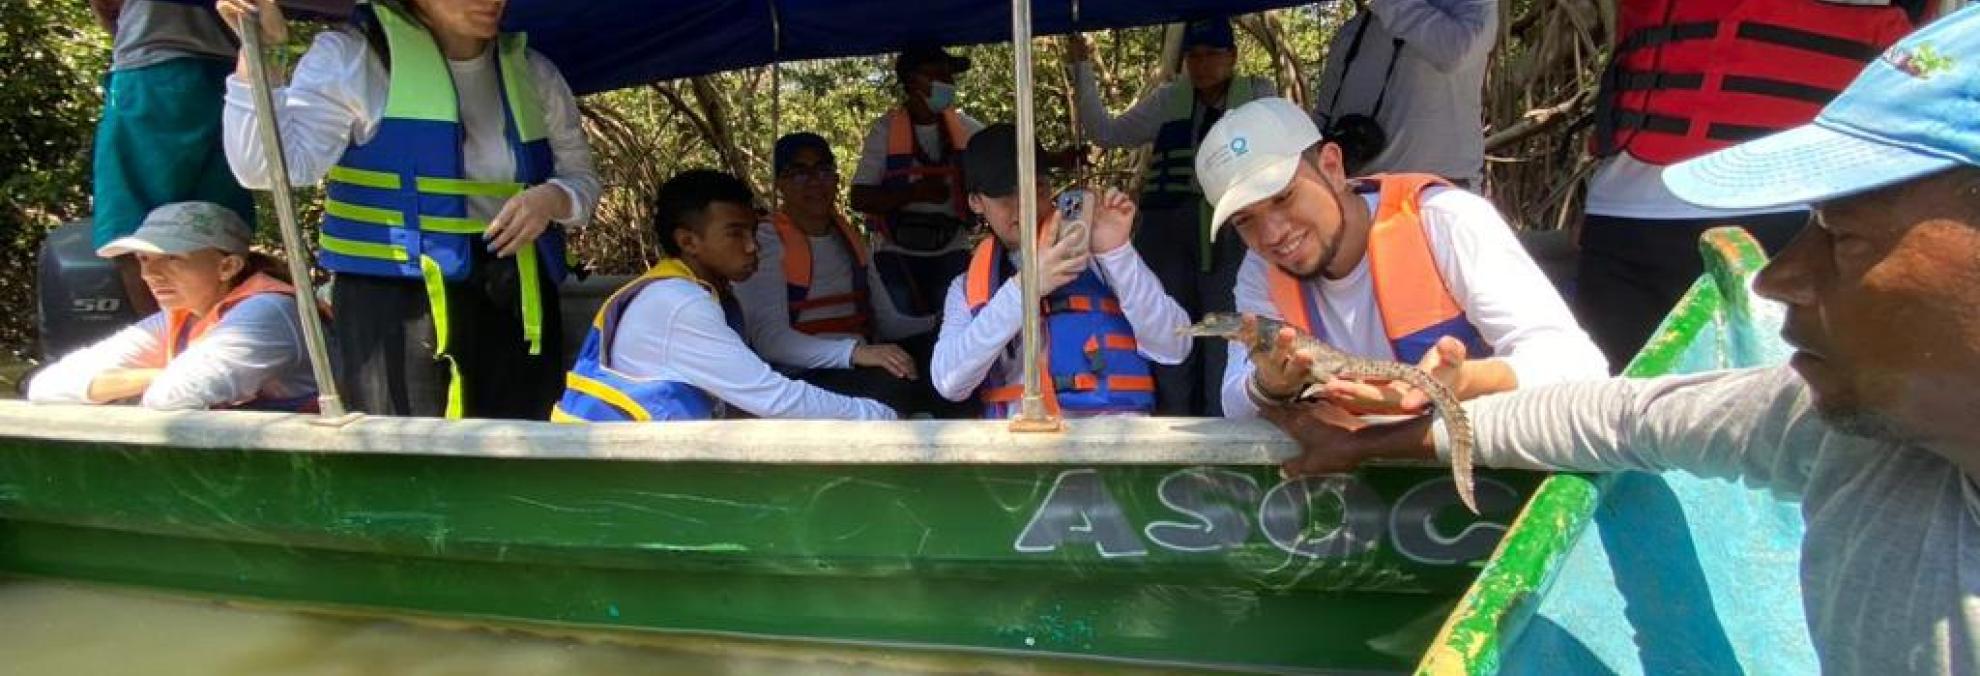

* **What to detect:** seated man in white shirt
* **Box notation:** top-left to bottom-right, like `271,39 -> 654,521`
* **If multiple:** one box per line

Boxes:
733,132 -> 939,416
1198,98 -> 1606,420
930,124 -> 1192,418
29,202 -> 319,411
551,170 -> 895,422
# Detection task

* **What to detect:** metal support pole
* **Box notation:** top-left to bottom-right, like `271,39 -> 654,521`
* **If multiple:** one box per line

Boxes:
1010,0 -> 1061,432
238,13 -> 348,419
767,0 -> 783,212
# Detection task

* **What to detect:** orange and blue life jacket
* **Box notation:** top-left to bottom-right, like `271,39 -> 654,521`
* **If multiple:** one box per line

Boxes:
1265,174 -> 1492,365
551,260 -> 746,423
964,234 -> 1155,419
163,272 -> 320,412
861,108 -> 971,239
772,211 -> 873,337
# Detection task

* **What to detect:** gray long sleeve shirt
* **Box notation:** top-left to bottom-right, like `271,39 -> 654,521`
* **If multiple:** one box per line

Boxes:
1436,366 -> 1979,673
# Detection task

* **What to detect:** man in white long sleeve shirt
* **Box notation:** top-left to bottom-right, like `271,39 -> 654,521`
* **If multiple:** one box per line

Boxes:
553,171 -> 893,423
1312,0 -> 1497,185
1272,13 -> 1980,671
931,124 -> 1191,418
733,132 -> 939,416
30,202 -> 315,411
1066,18 -> 1276,416
1198,98 -> 1604,421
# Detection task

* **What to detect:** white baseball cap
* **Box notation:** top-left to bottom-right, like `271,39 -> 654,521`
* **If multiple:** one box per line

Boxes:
97,202 -> 251,258
1196,97 -> 1323,238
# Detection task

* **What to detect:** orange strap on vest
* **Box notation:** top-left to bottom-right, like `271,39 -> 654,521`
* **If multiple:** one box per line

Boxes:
1264,173 -> 1465,341
882,107 -> 972,220
163,273 -> 299,358
773,211 -> 873,334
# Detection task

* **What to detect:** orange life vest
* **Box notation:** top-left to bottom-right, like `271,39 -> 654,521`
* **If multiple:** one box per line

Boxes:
163,272 -> 320,412
1594,0 -> 1913,165
1264,174 -> 1492,366
862,107 -> 972,235
772,211 -> 874,337
963,217 -> 1155,419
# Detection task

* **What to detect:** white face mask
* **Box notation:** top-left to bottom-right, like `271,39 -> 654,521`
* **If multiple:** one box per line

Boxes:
925,81 -> 957,112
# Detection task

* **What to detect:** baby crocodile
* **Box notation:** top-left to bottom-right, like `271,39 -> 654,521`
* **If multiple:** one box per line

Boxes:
1185,313 -> 1477,514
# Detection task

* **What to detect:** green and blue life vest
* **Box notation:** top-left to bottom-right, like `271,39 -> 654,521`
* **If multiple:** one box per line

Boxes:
319,2 -> 564,417
1142,76 -> 1268,271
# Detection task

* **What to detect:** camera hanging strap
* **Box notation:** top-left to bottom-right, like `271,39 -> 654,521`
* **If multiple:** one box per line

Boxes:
1326,11 -> 1408,121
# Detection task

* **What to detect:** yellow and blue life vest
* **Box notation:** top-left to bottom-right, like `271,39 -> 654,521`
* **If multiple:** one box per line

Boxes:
1143,76 -> 1267,270
319,2 -> 564,417
963,232 -> 1155,419
551,259 -> 745,423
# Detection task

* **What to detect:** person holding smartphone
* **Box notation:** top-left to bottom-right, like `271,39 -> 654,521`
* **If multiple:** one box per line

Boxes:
216,0 -> 601,420
929,124 -> 1191,419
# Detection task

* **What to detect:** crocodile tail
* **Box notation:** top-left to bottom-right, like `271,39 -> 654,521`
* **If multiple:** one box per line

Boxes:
1398,368 -> 1479,515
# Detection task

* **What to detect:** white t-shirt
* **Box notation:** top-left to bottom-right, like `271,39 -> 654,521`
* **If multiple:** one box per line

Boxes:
1222,186 -> 1608,418
731,220 -> 939,372
605,278 -> 896,421
28,294 -> 316,410
222,29 -> 601,228
850,110 -> 986,218
930,243 -> 1194,413
1584,154 -> 1804,220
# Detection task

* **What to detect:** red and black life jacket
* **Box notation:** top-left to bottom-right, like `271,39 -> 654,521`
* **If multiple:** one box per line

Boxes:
1594,0 -> 1913,165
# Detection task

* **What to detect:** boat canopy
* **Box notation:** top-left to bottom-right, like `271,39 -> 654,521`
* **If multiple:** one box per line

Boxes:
501,0 -> 1317,95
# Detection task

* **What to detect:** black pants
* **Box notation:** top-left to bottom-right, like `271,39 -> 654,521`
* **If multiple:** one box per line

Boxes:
330,250 -> 565,419
1573,211 -> 1804,373
1134,201 -> 1246,417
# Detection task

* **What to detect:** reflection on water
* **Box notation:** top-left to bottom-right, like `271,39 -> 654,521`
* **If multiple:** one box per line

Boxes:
0,580 -> 1174,676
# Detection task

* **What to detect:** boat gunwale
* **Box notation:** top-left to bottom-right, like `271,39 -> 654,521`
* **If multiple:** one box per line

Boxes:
0,400 -> 1351,466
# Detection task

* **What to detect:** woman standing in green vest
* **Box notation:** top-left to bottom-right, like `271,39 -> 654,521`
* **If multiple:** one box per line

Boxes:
1066,18 -> 1275,416
216,0 -> 600,420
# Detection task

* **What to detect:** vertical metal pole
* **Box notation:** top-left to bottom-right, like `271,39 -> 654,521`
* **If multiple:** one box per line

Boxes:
1010,0 -> 1059,431
767,0 -> 783,213
237,13 -> 347,418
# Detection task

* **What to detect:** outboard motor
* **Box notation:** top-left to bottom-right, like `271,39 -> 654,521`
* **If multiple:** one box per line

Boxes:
37,220 -> 139,360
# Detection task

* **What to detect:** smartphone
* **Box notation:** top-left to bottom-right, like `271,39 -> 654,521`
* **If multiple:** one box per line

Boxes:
1054,189 -> 1093,253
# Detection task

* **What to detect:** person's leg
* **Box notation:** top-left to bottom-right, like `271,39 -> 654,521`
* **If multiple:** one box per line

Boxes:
1574,214 -> 1690,373
330,273 -> 450,417
1133,203 -> 1203,416
460,250 -> 568,421
897,329 -> 973,418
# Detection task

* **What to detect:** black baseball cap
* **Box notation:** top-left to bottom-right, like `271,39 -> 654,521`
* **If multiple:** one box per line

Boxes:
895,46 -> 972,79
963,123 -> 1047,198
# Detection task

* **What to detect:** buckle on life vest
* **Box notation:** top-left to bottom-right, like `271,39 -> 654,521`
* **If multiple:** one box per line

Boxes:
1046,296 -> 1122,315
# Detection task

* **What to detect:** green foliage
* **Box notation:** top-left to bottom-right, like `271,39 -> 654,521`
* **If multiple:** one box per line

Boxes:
0,0 -> 110,361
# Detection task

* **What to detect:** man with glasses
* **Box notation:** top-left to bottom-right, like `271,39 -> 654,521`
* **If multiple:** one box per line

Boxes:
735,133 -> 940,416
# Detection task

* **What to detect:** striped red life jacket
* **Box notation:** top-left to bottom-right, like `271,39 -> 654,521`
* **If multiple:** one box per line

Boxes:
1264,174 -> 1492,366
1594,0 -> 1913,165
772,211 -> 873,337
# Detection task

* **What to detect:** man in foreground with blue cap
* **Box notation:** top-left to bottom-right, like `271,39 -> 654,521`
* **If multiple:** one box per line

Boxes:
1268,8 -> 1980,671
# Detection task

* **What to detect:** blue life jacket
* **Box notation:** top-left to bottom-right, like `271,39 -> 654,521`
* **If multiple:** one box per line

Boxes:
551,260 -> 744,423
963,236 -> 1155,419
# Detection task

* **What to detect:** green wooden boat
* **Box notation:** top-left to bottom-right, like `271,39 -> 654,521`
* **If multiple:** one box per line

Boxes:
0,228 -> 1786,672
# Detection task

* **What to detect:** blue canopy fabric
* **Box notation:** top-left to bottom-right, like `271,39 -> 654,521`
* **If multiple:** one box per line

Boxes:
502,0 -> 1316,96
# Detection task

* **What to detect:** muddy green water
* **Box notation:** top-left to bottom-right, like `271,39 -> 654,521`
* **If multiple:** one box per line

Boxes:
0,580 -> 1188,675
